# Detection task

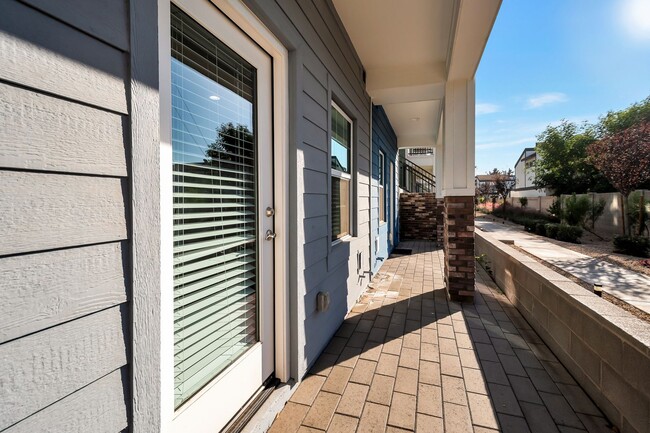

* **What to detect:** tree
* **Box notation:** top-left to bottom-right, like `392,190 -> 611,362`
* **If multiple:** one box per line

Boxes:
484,168 -> 515,215
204,122 -> 254,165
475,182 -> 492,201
533,120 -> 612,196
595,96 -> 650,137
588,121 -> 650,235
493,168 -> 515,201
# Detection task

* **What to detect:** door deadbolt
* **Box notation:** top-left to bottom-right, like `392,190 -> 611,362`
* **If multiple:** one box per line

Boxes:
265,207 -> 275,217
265,230 -> 276,241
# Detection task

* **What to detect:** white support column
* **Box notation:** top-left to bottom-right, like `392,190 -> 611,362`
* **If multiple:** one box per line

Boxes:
442,79 -> 475,197
441,78 -> 476,301
434,116 -> 444,198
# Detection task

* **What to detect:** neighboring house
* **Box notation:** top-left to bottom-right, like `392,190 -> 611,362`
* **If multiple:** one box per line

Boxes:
475,174 -> 515,198
0,1 -> 500,432
511,147 -> 548,198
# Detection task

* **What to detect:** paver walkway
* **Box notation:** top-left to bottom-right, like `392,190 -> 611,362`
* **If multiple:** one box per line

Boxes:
476,217 -> 650,315
268,241 -> 613,433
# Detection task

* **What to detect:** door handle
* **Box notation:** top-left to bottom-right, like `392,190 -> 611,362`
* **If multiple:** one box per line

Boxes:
265,230 -> 276,241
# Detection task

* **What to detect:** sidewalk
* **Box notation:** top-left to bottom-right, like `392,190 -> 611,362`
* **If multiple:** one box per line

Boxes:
476,216 -> 650,315
268,241 -> 612,432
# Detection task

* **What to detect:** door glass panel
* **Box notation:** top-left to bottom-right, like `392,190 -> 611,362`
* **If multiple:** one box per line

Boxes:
171,4 -> 258,408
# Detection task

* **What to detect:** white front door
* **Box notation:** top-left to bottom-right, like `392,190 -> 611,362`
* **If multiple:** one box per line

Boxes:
169,2 -> 274,431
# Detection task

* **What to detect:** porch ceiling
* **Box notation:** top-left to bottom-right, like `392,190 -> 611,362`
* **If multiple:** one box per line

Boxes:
332,0 -> 501,149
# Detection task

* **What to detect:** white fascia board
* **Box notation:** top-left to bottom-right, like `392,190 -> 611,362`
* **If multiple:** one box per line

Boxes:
447,0 -> 502,81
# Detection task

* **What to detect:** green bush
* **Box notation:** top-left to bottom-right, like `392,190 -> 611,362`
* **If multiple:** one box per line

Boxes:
545,223 -> 560,239
534,222 -> 547,236
519,197 -> 528,208
586,198 -> 606,229
523,219 -> 538,232
613,235 -> 650,257
627,192 -> 650,236
556,224 -> 583,243
563,194 -> 591,226
548,199 -> 562,219
492,204 -> 559,227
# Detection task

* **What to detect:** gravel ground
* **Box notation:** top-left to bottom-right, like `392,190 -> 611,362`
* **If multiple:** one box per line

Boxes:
542,233 -> 650,278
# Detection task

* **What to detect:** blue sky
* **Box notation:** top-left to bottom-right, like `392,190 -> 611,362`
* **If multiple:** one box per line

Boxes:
475,0 -> 650,174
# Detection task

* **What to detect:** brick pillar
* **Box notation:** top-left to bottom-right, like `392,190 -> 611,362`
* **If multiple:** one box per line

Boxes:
436,198 -> 445,247
443,196 -> 475,301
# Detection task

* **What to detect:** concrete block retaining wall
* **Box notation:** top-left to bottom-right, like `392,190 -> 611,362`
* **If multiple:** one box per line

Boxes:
476,230 -> 650,433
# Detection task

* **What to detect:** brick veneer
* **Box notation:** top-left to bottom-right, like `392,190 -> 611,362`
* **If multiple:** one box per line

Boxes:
443,196 -> 475,301
399,192 -> 436,241
436,198 -> 445,247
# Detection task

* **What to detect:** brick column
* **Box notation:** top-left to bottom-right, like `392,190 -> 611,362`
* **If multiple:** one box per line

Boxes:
444,196 -> 475,301
436,198 -> 445,247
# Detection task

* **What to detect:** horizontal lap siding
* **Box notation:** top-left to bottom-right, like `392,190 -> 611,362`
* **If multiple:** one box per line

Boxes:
245,0 -> 372,379
371,105 -> 399,273
0,1 -> 130,431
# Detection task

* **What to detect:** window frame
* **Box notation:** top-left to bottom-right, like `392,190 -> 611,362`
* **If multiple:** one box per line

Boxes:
330,101 -> 354,244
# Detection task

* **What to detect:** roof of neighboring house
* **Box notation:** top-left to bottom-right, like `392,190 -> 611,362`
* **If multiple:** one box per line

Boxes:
515,147 -> 536,166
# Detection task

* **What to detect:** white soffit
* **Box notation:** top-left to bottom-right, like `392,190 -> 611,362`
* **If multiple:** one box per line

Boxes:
333,0 -> 501,149
383,101 -> 439,148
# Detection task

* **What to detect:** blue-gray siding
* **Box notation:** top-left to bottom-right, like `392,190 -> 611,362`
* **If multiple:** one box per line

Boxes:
1,0 -> 373,429
0,1 -> 130,431
371,105 -> 399,274
245,0 -> 372,378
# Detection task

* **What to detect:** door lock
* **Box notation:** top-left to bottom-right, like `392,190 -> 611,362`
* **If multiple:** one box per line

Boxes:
265,207 -> 275,217
265,230 -> 276,241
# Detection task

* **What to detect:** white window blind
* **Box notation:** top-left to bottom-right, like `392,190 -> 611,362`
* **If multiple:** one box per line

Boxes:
171,5 -> 258,408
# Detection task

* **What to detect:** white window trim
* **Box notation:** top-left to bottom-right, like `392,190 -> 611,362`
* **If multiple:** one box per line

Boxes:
330,101 -> 353,244
158,0 -> 289,431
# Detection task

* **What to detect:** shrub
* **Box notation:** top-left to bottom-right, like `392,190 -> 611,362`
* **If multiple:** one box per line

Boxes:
519,197 -> 528,208
545,223 -> 560,239
613,235 -> 650,257
627,192 -> 650,236
548,199 -> 562,219
535,222 -> 547,236
492,204 -> 559,226
523,219 -> 538,232
563,194 -> 591,226
586,198 -> 606,229
556,224 -> 583,243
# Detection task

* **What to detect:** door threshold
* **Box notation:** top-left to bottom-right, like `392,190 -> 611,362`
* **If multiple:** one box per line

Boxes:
222,376 -> 280,433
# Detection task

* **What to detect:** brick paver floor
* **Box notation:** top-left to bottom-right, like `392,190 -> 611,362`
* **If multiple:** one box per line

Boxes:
269,241 -> 614,433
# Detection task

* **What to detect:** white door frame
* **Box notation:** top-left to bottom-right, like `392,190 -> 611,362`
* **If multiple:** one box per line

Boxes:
158,0 -> 289,431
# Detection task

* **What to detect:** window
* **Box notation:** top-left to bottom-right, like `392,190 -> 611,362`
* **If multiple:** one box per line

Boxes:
331,103 -> 352,241
170,5 -> 259,408
378,150 -> 385,223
